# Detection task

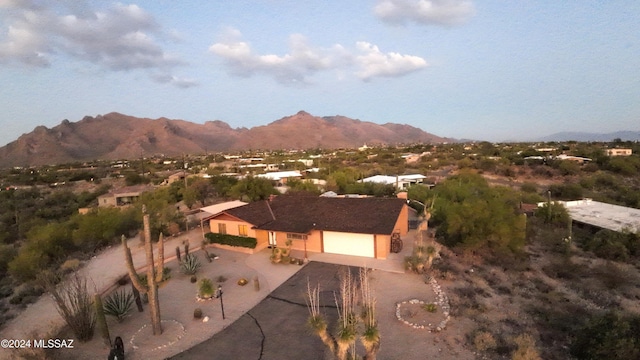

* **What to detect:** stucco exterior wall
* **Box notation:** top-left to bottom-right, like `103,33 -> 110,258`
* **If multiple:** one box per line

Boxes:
375,234 -> 390,259
208,214 -> 257,238
394,204 -> 410,236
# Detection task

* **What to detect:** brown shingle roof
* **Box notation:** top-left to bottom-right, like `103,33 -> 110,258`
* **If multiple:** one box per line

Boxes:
224,196 -> 406,235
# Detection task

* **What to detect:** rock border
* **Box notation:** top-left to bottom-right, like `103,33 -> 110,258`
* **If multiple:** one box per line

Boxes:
130,319 -> 186,352
395,275 -> 451,332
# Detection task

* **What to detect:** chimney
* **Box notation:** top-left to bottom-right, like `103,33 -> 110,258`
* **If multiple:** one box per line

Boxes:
396,192 -> 408,200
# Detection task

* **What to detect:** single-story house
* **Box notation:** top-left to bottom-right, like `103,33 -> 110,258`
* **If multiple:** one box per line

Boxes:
606,148 -> 632,157
97,185 -> 154,208
207,195 -> 409,259
255,171 -> 303,186
359,174 -> 427,189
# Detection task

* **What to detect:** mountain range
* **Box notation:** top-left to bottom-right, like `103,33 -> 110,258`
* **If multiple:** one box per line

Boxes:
0,111 -> 450,168
538,131 -> 640,142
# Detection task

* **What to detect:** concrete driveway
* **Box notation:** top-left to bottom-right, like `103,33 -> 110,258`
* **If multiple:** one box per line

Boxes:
170,261 -> 474,360
170,262 -> 345,360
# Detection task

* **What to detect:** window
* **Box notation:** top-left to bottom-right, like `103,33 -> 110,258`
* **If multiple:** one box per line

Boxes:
238,225 -> 248,236
218,223 -> 227,234
286,233 -> 307,240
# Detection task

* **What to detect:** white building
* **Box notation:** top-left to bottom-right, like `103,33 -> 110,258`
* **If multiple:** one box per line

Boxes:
541,199 -> 640,233
359,174 -> 427,189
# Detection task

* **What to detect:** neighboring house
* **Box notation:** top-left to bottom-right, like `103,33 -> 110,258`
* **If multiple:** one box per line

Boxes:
359,174 -> 427,189
207,195 -> 409,259
606,148 -> 633,157
198,200 -> 249,233
97,185 -> 154,207
255,171 -> 303,185
555,154 -> 592,163
166,171 -> 186,185
543,199 -> 640,233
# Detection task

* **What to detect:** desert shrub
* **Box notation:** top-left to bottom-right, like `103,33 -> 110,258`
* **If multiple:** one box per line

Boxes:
542,257 -> 583,280
0,244 -> 17,275
549,183 -> 583,200
42,272 -> 96,342
592,261 -> 634,291
583,229 -> 630,261
512,334 -> 542,360
534,202 -> 570,226
571,311 -> 640,360
103,290 -> 134,322
60,258 -> 81,273
473,330 -> 497,352
180,254 -> 202,275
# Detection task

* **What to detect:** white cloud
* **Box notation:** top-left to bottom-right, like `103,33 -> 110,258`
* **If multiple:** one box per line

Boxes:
209,29 -> 347,85
0,1 -> 194,87
209,29 -> 426,84
374,0 -> 475,26
355,42 -> 427,80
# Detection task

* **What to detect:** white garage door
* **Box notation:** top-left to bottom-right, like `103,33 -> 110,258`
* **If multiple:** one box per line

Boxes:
323,231 -> 375,258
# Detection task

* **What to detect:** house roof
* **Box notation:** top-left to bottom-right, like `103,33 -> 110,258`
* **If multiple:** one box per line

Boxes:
200,200 -> 248,217
98,184 -> 154,198
222,195 -> 406,235
256,171 -> 302,181
554,199 -> 640,233
359,174 -> 426,185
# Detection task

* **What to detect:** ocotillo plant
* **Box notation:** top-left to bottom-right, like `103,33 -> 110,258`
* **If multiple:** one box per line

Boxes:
122,209 -> 163,335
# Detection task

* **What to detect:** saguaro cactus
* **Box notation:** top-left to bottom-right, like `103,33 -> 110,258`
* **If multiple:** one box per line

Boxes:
122,209 -> 163,335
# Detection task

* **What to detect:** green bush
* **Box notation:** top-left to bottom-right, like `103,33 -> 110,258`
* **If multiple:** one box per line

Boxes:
571,311 -> 640,360
205,232 -> 257,249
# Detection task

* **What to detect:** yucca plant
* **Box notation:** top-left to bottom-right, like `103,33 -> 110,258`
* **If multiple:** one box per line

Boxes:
198,278 -> 215,299
103,289 -> 134,322
180,254 -> 202,275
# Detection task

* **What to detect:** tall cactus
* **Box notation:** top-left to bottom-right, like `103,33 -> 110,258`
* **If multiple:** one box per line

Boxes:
122,208 -> 163,335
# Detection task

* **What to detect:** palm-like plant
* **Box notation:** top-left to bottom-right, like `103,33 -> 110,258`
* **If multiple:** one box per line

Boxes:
103,289 -> 134,322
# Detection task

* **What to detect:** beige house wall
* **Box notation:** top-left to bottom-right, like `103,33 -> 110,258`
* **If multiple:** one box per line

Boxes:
606,148 -> 633,156
394,204 -> 410,236
208,214 -> 257,238
375,234 -> 390,259
258,229 -> 323,254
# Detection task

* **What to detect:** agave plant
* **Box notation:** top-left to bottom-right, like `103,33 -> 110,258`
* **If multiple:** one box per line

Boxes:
180,254 -> 202,275
103,289 -> 134,322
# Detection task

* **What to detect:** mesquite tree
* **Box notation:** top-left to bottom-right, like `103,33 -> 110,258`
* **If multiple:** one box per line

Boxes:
122,208 -> 163,335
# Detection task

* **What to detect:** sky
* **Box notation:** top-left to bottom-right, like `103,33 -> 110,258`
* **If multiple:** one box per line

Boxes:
1,0 -> 639,147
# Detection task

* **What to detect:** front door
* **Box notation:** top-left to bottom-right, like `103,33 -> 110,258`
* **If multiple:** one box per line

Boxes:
268,231 -> 277,247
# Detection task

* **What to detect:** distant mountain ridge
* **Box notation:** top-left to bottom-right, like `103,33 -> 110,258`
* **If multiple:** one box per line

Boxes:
0,111 -> 450,167
539,131 -> 640,142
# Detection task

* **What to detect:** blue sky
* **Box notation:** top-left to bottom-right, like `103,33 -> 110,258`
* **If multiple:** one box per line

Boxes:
1,0 -> 639,147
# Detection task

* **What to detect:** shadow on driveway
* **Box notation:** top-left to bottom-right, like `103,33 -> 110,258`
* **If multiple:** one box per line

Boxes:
170,262 -> 357,360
